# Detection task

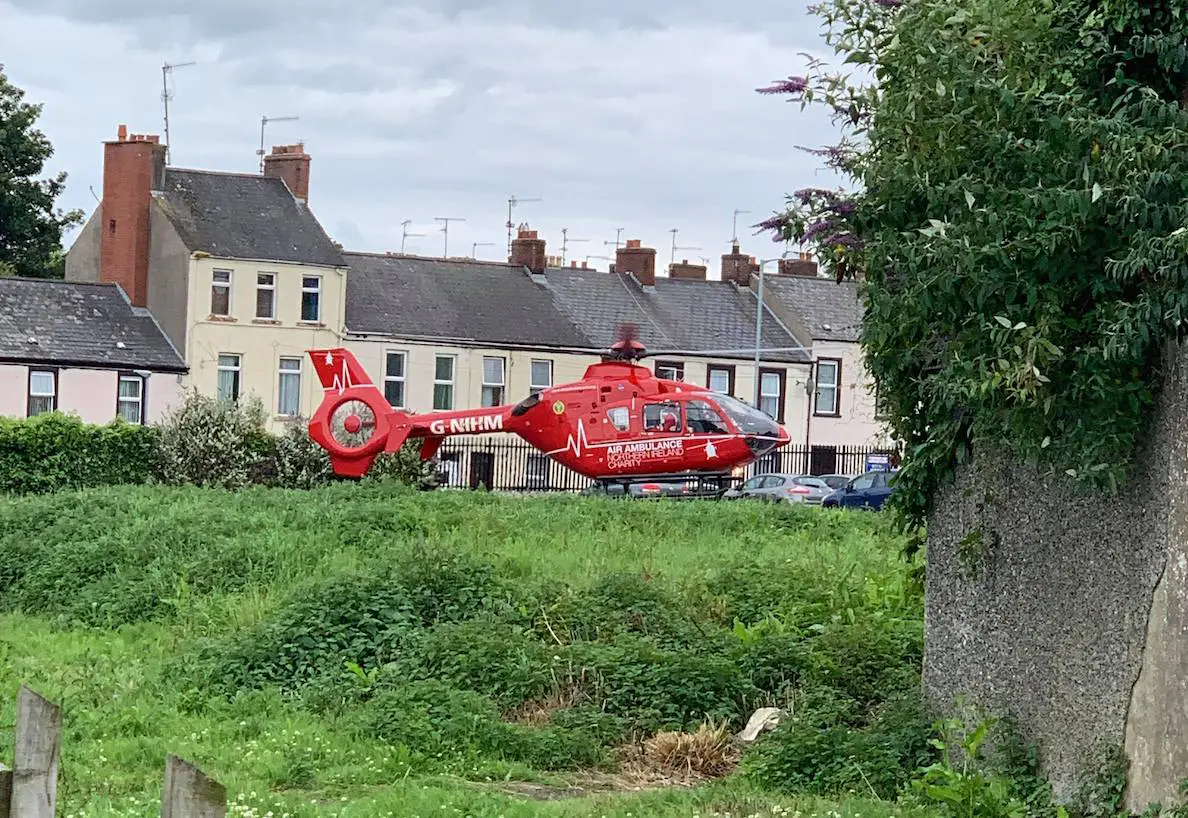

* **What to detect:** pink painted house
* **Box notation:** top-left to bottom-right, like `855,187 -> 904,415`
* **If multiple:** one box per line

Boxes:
0,277 -> 187,424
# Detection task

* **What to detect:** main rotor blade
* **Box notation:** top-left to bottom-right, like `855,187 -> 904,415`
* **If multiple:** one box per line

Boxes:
642,346 -> 811,357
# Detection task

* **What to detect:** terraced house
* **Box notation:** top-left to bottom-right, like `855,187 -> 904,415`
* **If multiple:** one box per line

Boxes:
65,125 -> 347,430
0,277 -> 187,424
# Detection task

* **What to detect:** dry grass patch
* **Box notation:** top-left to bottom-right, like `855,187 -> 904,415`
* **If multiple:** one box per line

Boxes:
628,720 -> 740,781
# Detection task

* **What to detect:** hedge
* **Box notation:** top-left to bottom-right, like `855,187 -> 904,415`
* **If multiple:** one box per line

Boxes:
0,390 -> 435,496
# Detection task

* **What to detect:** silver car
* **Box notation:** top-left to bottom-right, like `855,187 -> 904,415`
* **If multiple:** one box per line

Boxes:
724,473 -> 834,504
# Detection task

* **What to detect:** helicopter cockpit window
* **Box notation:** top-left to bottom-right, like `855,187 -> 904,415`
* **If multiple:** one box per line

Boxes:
607,406 -> 630,432
685,400 -> 729,434
643,401 -> 682,432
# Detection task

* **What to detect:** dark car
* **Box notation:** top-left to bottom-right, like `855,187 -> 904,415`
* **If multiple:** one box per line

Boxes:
821,470 -> 897,510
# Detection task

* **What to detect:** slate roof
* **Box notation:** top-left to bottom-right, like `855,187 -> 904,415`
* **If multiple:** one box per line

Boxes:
342,254 -> 812,364
537,268 -> 811,364
342,253 -> 592,349
0,278 -> 187,372
762,275 -> 864,342
155,169 -> 345,268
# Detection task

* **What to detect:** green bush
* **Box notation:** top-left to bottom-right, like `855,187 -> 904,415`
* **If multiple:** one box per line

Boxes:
0,412 -> 157,494
154,390 -> 273,489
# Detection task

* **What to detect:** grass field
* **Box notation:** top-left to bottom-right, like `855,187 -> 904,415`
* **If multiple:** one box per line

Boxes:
0,483 -> 937,818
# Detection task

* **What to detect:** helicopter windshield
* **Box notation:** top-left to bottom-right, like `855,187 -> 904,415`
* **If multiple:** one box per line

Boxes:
713,394 -> 784,455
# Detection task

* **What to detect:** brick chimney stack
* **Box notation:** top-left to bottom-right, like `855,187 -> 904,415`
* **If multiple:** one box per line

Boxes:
615,239 -> 657,286
263,143 -> 311,202
721,240 -> 759,287
510,225 -> 547,273
99,124 -> 167,307
668,259 -> 707,281
778,251 -> 819,277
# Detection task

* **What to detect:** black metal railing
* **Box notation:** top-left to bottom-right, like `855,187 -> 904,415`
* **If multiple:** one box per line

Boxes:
433,438 -> 895,492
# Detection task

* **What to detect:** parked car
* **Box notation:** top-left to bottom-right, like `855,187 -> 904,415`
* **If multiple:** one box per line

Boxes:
722,473 -> 834,504
821,470 -> 897,510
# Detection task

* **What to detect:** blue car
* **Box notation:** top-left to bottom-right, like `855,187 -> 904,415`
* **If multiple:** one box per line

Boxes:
821,470 -> 897,510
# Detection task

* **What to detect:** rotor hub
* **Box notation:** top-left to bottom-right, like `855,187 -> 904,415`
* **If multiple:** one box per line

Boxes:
327,398 -> 379,450
343,414 -> 363,434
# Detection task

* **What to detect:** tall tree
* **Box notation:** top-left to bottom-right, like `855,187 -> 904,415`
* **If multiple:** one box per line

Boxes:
758,0 -> 1188,552
0,64 -> 82,278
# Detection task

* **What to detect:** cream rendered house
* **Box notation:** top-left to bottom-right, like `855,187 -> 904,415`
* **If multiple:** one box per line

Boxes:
65,127 -> 348,431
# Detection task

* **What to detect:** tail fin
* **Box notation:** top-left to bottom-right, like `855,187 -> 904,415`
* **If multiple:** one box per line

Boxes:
309,347 -> 374,394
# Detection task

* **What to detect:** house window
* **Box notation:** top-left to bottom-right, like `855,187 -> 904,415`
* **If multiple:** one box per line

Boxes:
481,356 -> 505,407
277,357 -> 302,416
815,359 -> 842,417
217,354 -> 241,403
759,368 -> 785,422
526,454 -> 550,488
256,273 -> 276,319
655,360 -> 684,381
530,359 -> 553,395
301,276 -> 321,322
384,351 -> 406,408
117,373 -> 145,424
211,269 -> 232,316
433,355 -> 455,410
27,369 -> 56,416
707,365 -> 734,395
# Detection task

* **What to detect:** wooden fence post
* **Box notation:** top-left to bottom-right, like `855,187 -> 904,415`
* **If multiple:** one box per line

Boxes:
11,685 -> 61,818
161,754 -> 226,817
0,762 -> 12,818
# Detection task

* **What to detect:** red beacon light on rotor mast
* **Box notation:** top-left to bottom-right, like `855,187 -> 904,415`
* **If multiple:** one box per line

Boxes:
305,323 -> 793,490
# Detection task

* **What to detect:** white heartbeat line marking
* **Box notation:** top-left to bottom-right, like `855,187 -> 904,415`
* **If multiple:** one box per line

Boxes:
322,353 -> 356,395
543,419 -> 736,458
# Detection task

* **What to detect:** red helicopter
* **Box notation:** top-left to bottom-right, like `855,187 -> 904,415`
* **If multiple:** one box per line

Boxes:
306,326 -> 793,490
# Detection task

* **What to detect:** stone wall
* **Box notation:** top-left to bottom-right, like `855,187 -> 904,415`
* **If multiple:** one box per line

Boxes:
924,345 -> 1188,811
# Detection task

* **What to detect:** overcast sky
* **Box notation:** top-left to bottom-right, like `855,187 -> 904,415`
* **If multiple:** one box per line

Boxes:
1,0 -> 845,276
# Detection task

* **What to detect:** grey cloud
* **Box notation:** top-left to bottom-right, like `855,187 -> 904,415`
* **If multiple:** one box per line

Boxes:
2,0 -> 846,267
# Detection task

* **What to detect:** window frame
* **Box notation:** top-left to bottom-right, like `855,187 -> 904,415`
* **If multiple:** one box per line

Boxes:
814,358 -> 842,418
642,400 -> 683,433
481,355 -> 506,407
277,356 -> 302,416
758,367 -> 786,423
384,350 -> 407,408
211,269 -> 232,317
27,367 -> 58,417
655,360 -> 685,381
433,354 -> 456,411
300,275 -> 322,323
706,364 -> 735,395
529,358 -> 553,395
217,353 -> 242,403
116,371 -> 146,424
255,272 -> 277,320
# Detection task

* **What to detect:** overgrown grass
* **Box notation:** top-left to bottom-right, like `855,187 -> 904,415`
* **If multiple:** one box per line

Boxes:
0,483 -> 936,817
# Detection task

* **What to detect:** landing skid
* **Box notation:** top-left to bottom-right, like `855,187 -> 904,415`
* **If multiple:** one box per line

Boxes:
590,471 -> 736,499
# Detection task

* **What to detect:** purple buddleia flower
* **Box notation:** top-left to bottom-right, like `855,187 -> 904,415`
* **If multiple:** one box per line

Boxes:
793,188 -> 841,206
821,233 -> 864,250
756,77 -> 808,95
803,220 -> 837,242
829,201 -> 858,215
875,0 -> 903,7
755,214 -> 791,232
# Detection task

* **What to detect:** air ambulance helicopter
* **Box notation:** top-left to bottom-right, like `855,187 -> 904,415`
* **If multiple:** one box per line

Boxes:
305,325 -> 794,493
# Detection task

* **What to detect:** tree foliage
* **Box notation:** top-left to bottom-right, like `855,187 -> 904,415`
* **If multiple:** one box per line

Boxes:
758,0 -> 1188,552
0,64 -> 82,278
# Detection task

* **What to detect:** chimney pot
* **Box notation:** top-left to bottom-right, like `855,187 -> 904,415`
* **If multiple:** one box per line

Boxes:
117,124 -> 128,140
